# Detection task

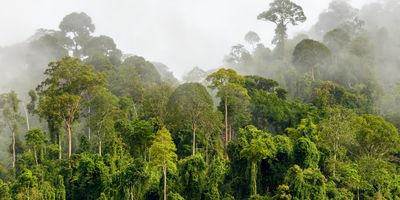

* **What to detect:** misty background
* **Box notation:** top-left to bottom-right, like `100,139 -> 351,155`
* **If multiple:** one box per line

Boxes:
0,0 -> 376,81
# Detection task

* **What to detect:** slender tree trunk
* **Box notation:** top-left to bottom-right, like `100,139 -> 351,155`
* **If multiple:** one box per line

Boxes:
224,97 -> 228,148
205,141 -> 209,163
22,103 -> 30,131
34,145 -> 38,166
99,140 -> 102,156
192,124 -> 196,155
163,164 -> 167,200
251,161 -> 257,196
66,122 -> 72,159
12,130 -> 16,169
58,132 -> 62,160
130,185 -> 134,200
88,106 -> 91,141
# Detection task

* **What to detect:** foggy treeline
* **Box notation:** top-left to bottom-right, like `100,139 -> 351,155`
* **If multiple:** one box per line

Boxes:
1,0 -> 400,199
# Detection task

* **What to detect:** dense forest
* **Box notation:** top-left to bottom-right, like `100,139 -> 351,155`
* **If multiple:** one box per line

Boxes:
1,0 -> 400,199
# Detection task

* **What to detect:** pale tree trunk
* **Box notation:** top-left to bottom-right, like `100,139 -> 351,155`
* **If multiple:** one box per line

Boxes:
251,161 -> 257,196
88,106 -> 91,141
22,103 -> 30,131
58,133 -> 62,160
130,185 -> 134,200
205,140 -> 209,163
66,122 -> 72,159
224,97 -> 228,149
163,164 -> 167,200
192,124 -> 196,155
98,140 -> 102,157
12,130 -> 16,169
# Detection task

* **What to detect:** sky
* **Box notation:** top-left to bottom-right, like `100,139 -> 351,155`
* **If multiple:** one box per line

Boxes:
0,0 -> 377,79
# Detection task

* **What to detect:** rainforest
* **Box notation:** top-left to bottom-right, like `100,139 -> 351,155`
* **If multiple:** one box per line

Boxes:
1,0 -> 400,199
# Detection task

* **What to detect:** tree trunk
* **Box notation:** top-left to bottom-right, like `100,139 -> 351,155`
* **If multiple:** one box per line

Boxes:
34,145 -> 38,166
163,164 -> 167,200
205,142 -> 209,163
23,103 -> 30,131
192,124 -> 196,155
67,122 -> 72,159
99,140 -> 102,157
88,106 -> 91,141
130,185 -> 134,200
224,97 -> 228,148
251,161 -> 257,196
12,130 -> 16,169
58,132 -> 62,160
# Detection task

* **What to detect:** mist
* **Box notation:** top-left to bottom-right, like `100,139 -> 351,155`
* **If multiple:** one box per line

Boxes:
0,0 -> 376,84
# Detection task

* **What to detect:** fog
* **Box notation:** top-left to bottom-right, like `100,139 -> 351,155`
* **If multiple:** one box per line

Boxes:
0,0 -> 375,81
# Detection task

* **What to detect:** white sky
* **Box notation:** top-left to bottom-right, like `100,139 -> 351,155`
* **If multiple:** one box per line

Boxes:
0,0 -> 377,78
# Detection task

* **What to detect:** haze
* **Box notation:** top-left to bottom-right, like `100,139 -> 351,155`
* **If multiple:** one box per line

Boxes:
0,0 -> 376,79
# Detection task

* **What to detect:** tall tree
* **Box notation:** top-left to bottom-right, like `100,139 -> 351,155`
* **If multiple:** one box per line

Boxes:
257,0 -> 306,56
36,57 -> 105,159
239,125 -> 276,196
0,91 -> 24,169
207,69 -> 249,149
59,12 -> 95,57
352,114 -> 400,158
149,128 -> 177,200
25,129 -> 47,166
167,83 -> 216,155
244,31 -> 261,49
292,39 -> 331,81
318,107 -> 356,178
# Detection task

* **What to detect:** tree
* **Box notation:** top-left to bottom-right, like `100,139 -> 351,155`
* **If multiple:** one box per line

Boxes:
292,39 -> 331,81
167,83 -> 216,155
12,169 -> 38,200
25,129 -> 47,165
149,128 -> 177,200
82,35 -> 122,66
87,89 -> 119,156
207,69 -> 249,149
352,114 -> 400,158
177,154 -> 207,200
284,165 -> 327,200
318,107 -> 356,178
36,57 -> 105,159
257,0 -> 306,55
114,159 -> 149,200
59,12 -> 95,57
323,28 -> 350,52
239,125 -> 276,196
183,67 -> 207,83
244,31 -> 261,49
122,56 -> 161,85
293,137 -> 320,169
0,91 -> 24,169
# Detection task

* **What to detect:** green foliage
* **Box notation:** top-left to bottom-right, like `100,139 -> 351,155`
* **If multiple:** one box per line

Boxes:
353,114 -> 400,158
293,137 -> 320,169
285,165 -> 327,200
177,154 -> 206,200
70,154 -> 110,199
